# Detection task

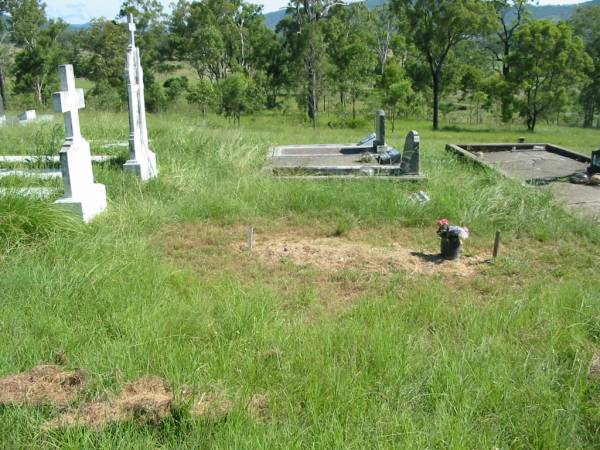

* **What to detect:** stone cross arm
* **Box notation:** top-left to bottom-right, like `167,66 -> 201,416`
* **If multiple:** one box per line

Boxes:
127,14 -> 136,47
53,64 -> 85,139
53,88 -> 85,114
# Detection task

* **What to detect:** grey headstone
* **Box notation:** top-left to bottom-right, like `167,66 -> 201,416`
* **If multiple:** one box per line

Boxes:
589,149 -> 600,174
0,95 -> 5,124
374,110 -> 385,149
400,130 -> 420,174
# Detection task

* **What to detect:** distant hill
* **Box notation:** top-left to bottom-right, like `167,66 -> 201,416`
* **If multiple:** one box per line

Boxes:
68,23 -> 91,31
263,0 -> 598,29
265,9 -> 287,29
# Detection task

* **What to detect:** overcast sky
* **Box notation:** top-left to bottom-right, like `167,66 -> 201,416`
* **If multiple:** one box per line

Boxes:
45,0 -> 589,24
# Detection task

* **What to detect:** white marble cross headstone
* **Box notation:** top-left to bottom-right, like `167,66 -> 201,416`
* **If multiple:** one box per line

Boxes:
53,65 -> 85,140
53,64 -> 107,222
123,14 -> 158,181
127,13 -> 136,48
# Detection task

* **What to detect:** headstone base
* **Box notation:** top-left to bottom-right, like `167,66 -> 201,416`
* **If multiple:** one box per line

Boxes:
55,183 -> 107,223
123,150 -> 158,180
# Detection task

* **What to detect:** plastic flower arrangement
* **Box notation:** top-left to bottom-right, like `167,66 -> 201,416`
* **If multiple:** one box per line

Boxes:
437,219 -> 470,241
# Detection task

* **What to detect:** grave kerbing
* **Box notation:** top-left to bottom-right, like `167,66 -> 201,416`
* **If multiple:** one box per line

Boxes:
53,64 -> 107,223
123,14 -> 158,181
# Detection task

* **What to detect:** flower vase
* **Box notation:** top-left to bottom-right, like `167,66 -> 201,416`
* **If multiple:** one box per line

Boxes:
441,237 -> 461,260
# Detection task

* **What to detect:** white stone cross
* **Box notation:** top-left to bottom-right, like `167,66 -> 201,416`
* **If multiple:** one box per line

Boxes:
127,14 -> 136,48
53,65 -> 85,139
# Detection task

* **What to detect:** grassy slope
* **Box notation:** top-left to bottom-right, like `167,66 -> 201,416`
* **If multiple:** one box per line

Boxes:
1,111 -> 600,448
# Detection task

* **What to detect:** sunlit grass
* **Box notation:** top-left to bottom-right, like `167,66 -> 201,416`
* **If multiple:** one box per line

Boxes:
1,110 -> 600,447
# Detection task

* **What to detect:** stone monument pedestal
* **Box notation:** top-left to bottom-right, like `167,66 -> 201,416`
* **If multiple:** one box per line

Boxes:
55,183 -> 107,223
123,149 -> 157,180
55,138 -> 107,223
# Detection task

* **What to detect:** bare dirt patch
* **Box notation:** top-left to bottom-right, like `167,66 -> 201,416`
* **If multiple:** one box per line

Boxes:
46,377 -> 173,430
0,364 -> 85,407
158,222 -> 482,278
237,233 -> 480,277
156,222 -> 486,317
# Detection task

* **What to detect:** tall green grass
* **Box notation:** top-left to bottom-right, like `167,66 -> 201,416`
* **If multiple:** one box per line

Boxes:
1,112 -> 600,448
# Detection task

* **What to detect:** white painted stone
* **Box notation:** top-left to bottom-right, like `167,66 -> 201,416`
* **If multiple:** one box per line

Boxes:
123,14 -> 158,181
0,168 -> 61,179
0,187 -> 56,198
0,155 -> 116,163
53,64 -> 107,223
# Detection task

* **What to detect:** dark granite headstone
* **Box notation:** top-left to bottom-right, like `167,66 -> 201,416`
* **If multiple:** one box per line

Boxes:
374,110 -> 385,149
588,149 -> 600,174
400,131 -> 420,174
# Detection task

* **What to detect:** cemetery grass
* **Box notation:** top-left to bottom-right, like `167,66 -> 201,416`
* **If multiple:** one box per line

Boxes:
2,111 -> 600,448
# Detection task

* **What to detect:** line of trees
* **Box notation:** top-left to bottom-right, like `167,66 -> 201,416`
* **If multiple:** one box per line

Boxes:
0,0 -> 599,131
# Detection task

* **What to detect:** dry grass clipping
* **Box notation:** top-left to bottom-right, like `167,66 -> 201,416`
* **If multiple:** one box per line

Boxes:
0,364 -> 84,407
46,377 -> 173,430
192,392 -> 233,422
247,393 -> 269,421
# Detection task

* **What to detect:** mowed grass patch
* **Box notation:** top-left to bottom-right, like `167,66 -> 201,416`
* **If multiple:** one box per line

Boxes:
1,112 -> 600,447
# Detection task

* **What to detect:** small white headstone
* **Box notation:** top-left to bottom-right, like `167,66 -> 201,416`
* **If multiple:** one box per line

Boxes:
18,110 -> 36,123
123,14 -> 158,181
53,64 -> 107,223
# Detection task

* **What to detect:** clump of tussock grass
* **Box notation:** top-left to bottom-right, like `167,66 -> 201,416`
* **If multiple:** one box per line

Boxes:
0,195 -> 82,252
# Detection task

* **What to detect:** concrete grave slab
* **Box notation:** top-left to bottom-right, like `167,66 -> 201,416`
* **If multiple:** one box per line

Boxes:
268,111 -> 425,180
446,142 -> 600,220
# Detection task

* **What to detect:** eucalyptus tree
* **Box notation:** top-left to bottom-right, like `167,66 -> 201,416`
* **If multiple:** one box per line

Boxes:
323,3 -> 375,118
0,3 -> 9,109
3,0 -> 69,104
486,0 -> 530,122
279,0 -> 342,128
570,5 -> 600,128
170,0 -> 272,81
392,0 -> 493,130
12,18 -> 67,104
508,20 -> 591,131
